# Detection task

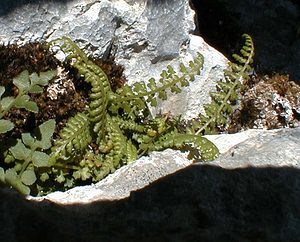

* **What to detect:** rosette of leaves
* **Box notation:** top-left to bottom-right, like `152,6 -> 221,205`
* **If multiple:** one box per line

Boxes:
0,69 -> 56,194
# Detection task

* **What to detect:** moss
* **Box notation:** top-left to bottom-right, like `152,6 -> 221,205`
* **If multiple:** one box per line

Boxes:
0,42 -> 127,140
228,73 -> 300,131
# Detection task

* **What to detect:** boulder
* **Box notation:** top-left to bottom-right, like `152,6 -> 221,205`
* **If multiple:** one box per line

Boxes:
0,0 -> 227,119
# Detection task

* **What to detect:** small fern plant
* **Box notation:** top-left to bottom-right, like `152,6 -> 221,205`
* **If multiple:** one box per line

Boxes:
39,36 -> 219,195
187,34 -> 255,135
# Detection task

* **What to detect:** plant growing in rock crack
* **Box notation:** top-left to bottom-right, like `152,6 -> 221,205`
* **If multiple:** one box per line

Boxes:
42,36 -> 218,195
0,34 -> 254,196
0,120 -> 55,194
187,34 -> 255,134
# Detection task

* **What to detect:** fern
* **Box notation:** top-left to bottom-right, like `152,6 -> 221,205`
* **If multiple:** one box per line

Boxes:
2,34 -> 254,195
49,37 -> 111,142
187,34 -> 255,135
110,53 -> 204,117
43,37 -> 218,191
49,112 -> 92,162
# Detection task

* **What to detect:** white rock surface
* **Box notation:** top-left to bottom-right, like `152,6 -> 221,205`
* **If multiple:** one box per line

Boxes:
29,149 -> 193,204
0,0 -> 228,119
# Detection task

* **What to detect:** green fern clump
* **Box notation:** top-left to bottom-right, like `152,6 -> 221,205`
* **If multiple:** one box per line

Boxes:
40,37 -> 218,195
1,34 -> 254,195
187,34 -> 255,135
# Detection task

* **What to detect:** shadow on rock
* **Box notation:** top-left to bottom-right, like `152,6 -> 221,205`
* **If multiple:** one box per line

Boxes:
1,164 -> 300,242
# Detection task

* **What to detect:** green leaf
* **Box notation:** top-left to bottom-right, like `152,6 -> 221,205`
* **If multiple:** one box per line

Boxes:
23,101 -> 39,113
0,119 -> 14,133
148,96 -> 157,107
9,140 -> 31,160
55,172 -> 66,183
21,169 -> 37,186
14,95 -> 39,113
29,72 -> 41,86
0,167 -> 4,183
32,70 -> 56,86
40,172 -> 49,182
28,85 -> 44,93
0,96 -> 15,111
36,119 -> 56,149
64,178 -> 74,188
13,70 -> 30,92
5,169 -> 30,195
179,63 -> 188,74
147,78 -> 156,91
158,90 -> 167,100
32,151 -> 50,167
21,133 -> 35,147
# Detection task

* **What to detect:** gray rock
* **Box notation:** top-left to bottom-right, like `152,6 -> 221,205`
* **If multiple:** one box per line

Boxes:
30,149 -> 194,204
210,128 -> 300,168
0,0 -> 228,119
27,128 -> 300,204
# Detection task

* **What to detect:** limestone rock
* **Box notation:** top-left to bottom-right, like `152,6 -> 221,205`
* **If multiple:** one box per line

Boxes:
1,1 -> 299,241
30,149 -> 193,204
28,128 -> 300,205
0,0 -> 228,119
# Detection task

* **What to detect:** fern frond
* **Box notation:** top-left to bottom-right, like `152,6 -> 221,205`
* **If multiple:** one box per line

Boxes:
91,115 -> 128,180
114,116 -> 146,133
50,112 -> 92,162
111,53 -> 204,117
49,37 -> 112,141
188,34 -> 255,135
149,131 -> 218,161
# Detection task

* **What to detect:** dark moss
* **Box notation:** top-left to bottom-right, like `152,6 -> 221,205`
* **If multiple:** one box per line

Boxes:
0,42 -> 127,142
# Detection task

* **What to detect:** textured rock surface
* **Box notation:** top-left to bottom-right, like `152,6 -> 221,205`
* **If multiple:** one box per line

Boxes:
28,128 -> 300,204
210,127 -> 300,168
0,0 -> 227,119
1,128 -> 300,241
30,149 -> 194,204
